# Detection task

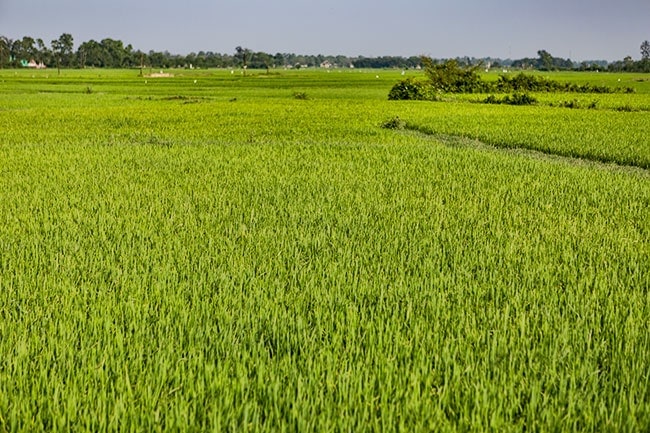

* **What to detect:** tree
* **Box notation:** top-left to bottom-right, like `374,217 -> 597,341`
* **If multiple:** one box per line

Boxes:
641,40 -> 650,60
235,46 -> 252,75
36,38 -> 50,65
0,36 -> 11,68
51,33 -> 74,74
421,57 -> 485,93
77,40 -> 104,67
148,50 -> 167,68
624,55 -> 634,69
99,38 -> 133,68
16,36 -> 37,63
538,50 -> 554,71
252,51 -> 273,72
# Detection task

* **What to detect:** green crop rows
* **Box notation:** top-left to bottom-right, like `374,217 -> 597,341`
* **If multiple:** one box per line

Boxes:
1,69 -> 649,432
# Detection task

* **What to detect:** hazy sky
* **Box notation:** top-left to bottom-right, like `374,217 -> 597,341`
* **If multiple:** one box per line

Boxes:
1,0 -> 648,61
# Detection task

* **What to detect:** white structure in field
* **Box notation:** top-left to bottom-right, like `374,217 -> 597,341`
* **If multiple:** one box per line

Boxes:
21,59 -> 46,69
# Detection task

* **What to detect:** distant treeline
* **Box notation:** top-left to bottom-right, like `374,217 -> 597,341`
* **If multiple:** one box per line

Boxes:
511,49 -> 650,73
0,34 -> 422,70
1,34 -> 648,72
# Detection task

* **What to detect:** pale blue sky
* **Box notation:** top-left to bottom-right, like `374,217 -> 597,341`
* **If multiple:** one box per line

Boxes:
1,0 -> 648,61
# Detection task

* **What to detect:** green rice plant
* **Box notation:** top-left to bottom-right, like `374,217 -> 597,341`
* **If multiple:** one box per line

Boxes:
394,101 -> 650,168
0,68 -> 649,432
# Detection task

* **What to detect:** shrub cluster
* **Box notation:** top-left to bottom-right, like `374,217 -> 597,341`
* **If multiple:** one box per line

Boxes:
380,116 -> 407,130
388,78 -> 436,101
549,99 -> 599,109
483,93 -> 537,105
421,58 -> 490,93
494,74 -> 622,93
389,58 -> 634,100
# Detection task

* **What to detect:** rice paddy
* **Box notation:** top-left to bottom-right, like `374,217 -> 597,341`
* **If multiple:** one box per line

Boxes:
0,68 -> 648,432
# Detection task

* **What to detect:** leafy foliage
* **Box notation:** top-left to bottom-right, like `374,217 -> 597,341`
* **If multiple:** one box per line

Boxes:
510,50 -> 575,71
421,57 -> 489,93
389,58 -> 631,101
380,116 -> 406,129
549,99 -> 599,110
388,78 -> 436,101
484,93 -> 537,105
292,91 -> 309,100
641,40 -> 650,60
494,73 -> 624,93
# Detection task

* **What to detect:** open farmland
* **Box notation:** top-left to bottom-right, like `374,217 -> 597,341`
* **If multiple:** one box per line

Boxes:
0,69 -> 649,432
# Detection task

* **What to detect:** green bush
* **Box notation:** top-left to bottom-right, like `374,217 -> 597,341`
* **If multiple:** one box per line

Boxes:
388,78 -> 436,101
380,116 -> 407,130
293,91 -> 309,100
421,57 -> 489,93
495,73 -> 620,94
390,58 -> 623,101
483,93 -> 537,106
505,93 -> 537,105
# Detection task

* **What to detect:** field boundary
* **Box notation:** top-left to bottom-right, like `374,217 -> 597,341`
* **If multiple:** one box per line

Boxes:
399,125 -> 650,176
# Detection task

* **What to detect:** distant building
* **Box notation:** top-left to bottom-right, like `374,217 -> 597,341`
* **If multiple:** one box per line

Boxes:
21,59 -> 46,69
320,60 -> 332,69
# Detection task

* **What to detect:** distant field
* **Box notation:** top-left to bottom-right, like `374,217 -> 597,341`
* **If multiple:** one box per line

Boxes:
1,68 -> 649,432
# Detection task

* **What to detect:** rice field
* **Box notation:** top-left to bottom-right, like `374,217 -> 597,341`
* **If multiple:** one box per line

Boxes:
0,68 -> 649,432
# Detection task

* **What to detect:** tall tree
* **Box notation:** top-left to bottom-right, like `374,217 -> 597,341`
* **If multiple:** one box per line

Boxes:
36,38 -> 49,65
253,51 -> 273,72
77,40 -> 104,67
641,40 -> 650,60
17,36 -> 37,62
100,38 -> 133,68
537,50 -> 554,71
235,46 -> 252,75
51,33 -> 74,74
0,36 -> 11,68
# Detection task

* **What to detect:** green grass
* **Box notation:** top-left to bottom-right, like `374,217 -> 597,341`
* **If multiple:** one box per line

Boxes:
398,101 -> 650,168
0,68 -> 649,432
